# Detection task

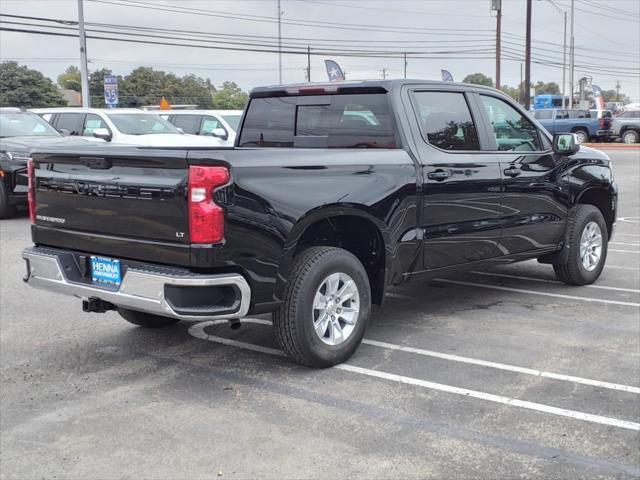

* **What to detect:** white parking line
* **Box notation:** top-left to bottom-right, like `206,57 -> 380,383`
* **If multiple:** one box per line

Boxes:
611,242 -> 640,247
188,320 -> 640,431
361,338 -> 640,394
609,249 -> 640,254
433,279 -> 640,307
606,265 -> 640,271
469,271 -> 640,294
339,365 -> 640,431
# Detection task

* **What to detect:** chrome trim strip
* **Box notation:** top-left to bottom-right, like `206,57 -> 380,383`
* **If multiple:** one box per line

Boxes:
22,248 -> 250,321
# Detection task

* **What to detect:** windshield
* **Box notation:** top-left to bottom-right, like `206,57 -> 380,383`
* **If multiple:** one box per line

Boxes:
106,113 -> 180,135
221,114 -> 242,132
0,112 -> 61,138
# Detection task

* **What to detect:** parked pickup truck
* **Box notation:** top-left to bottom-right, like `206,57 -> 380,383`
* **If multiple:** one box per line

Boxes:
23,80 -> 617,367
533,108 -> 614,143
612,110 -> 640,144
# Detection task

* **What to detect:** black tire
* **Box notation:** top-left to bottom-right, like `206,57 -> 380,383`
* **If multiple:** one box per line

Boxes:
273,246 -> 371,368
621,129 -> 639,144
553,205 -> 608,286
117,308 -> 180,328
573,129 -> 589,144
0,182 -> 17,219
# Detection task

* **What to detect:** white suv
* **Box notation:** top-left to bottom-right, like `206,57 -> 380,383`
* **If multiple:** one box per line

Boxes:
161,110 -> 243,146
31,108 -> 225,147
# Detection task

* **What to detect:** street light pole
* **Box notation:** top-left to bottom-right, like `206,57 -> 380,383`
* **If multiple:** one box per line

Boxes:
495,2 -> 502,89
77,0 -> 90,107
562,11 -> 567,108
524,0 -> 532,110
569,0 -> 575,108
277,0 -> 282,84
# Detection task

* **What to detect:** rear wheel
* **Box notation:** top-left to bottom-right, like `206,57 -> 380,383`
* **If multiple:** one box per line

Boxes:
273,246 -> 371,368
553,205 -> 608,285
117,308 -> 180,328
0,182 -> 17,219
622,130 -> 639,144
573,129 -> 589,144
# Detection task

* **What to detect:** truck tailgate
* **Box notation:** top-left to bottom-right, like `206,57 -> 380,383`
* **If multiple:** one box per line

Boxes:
31,147 -> 192,265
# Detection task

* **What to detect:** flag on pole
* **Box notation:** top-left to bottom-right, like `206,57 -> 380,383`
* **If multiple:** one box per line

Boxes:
592,84 -> 605,112
441,70 -> 454,82
324,60 -> 345,81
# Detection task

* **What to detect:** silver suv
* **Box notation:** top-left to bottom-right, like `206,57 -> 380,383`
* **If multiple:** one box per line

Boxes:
612,110 -> 640,144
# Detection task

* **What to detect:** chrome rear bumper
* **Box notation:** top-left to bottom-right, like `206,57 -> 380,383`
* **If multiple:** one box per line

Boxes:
22,247 -> 251,321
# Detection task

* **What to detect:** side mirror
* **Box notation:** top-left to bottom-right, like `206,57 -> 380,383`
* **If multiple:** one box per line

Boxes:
58,128 -> 70,137
552,133 -> 579,156
92,128 -> 112,142
210,128 -> 228,140
175,127 -> 184,134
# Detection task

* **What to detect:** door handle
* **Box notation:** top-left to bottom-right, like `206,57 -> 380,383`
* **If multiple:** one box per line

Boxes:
427,169 -> 451,181
503,167 -> 521,178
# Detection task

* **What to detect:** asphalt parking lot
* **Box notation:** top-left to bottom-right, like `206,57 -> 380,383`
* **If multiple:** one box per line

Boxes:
1,149 -> 639,479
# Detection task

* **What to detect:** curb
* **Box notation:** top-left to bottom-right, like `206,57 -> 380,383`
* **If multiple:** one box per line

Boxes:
583,143 -> 640,150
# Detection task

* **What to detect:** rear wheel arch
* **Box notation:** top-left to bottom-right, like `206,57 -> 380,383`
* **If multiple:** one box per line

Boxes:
276,208 -> 389,305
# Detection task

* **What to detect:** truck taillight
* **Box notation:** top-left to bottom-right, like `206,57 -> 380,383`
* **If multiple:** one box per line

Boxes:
188,165 -> 229,244
27,158 -> 35,224
599,118 -> 606,129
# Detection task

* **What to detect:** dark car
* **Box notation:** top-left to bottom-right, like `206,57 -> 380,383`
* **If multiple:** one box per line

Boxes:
0,109 -> 97,218
22,80 -> 617,367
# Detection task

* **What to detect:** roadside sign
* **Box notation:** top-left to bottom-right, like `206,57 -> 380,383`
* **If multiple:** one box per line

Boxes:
104,75 -> 118,107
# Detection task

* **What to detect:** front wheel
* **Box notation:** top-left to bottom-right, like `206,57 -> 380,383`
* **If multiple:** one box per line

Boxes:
117,308 -> 181,328
553,205 -> 608,285
273,246 -> 371,368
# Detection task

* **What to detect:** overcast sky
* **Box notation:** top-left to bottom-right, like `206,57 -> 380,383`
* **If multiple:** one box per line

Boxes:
1,0 -> 639,101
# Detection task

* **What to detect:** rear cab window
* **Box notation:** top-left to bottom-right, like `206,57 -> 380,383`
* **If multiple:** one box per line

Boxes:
238,93 -> 398,148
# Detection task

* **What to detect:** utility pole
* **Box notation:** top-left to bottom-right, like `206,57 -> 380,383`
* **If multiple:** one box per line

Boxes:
562,11 -> 567,108
381,68 -> 387,80
77,0 -> 90,107
306,46 -> 311,82
524,0 -> 532,110
403,53 -> 407,79
277,0 -> 282,84
494,0 -> 502,89
616,80 -> 621,102
569,0 -> 575,108
519,62 -> 523,104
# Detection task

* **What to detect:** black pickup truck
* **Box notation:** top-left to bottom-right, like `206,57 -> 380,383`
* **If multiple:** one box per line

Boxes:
23,80 -> 617,367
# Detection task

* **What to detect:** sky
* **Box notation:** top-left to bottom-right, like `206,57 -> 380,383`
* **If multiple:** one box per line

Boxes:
1,0 -> 639,101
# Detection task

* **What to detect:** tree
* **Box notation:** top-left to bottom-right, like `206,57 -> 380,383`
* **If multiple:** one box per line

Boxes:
57,65 -> 82,92
0,61 -> 67,108
601,89 -> 631,105
211,81 -> 249,109
500,85 -> 520,102
463,73 -> 494,88
534,81 -> 560,95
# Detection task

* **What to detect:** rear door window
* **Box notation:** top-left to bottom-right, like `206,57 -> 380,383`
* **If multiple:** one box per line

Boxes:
171,115 -> 202,134
54,113 -> 84,136
534,110 -> 553,120
412,91 -> 480,151
238,94 -> 397,148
